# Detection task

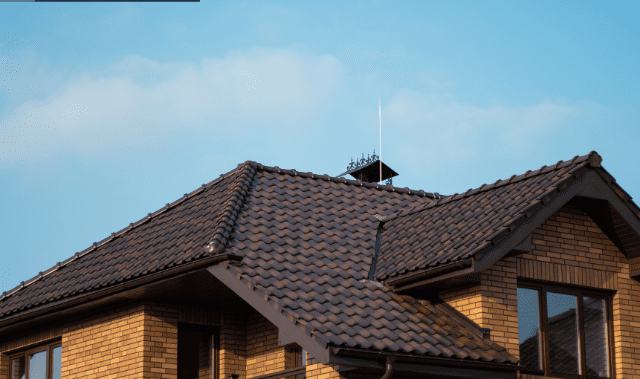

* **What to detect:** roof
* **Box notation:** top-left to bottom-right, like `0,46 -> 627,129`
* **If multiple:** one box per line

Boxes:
1,163 -> 518,365
6,150 -> 637,367
217,167 -> 515,363
374,151 -> 640,283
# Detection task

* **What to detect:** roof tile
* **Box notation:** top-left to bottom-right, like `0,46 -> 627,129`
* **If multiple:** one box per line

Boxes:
375,153 -> 592,280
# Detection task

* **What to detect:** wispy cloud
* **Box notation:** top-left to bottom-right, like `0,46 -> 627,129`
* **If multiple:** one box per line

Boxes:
385,90 -> 582,171
0,47 -> 342,164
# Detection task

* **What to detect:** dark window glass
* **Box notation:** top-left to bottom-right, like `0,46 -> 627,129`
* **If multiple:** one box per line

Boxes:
584,297 -> 609,377
178,327 -> 215,379
52,346 -> 62,379
11,357 -> 25,379
517,287 -> 542,370
28,350 -> 47,379
547,292 -> 581,375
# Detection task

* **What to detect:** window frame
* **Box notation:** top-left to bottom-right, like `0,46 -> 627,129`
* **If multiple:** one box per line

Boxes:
518,280 -> 616,379
8,341 -> 62,379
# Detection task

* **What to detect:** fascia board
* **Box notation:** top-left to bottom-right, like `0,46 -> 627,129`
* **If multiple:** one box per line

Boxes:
206,263 -> 331,364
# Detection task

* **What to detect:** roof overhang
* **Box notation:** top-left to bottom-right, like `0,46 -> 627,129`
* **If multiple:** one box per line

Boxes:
388,167 -> 640,291
0,253 -> 243,336
207,263 -> 332,363
207,263 -> 518,376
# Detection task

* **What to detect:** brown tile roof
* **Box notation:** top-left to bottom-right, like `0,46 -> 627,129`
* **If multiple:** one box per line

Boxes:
221,168 -> 516,363
374,152 -> 597,281
2,162 -> 518,364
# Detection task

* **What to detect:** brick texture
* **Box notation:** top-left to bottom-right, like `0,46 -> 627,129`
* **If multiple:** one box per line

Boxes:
442,203 -> 640,379
0,353 -> 8,379
142,304 -> 178,379
220,310 -> 247,379
61,302 -> 146,379
246,312 -> 284,378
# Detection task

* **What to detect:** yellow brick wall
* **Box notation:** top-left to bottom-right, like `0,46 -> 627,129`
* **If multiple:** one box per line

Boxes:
142,304 -> 178,379
245,312 -> 285,379
442,203 -> 640,379
439,259 -> 519,357
61,302 -> 146,379
0,302 -> 220,379
220,310 -> 247,379
0,352 -> 9,379
304,363 -> 341,379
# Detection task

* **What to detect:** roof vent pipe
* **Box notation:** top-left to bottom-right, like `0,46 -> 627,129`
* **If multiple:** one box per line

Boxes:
380,356 -> 396,379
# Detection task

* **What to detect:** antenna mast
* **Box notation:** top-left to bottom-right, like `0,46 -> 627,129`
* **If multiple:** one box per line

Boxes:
379,98 -> 382,183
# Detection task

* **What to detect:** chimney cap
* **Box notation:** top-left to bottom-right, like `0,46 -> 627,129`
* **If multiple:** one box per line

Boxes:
338,151 -> 398,184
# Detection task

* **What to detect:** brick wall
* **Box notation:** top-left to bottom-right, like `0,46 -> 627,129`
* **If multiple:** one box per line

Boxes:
61,301 -> 146,379
305,363 -> 341,379
142,304 -> 178,379
442,203 -> 640,379
0,352 -> 8,379
439,258 -> 519,357
220,310 -> 247,379
245,312 -> 285,379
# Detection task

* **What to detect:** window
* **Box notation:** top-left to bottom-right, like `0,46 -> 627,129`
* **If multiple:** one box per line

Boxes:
285,346 -> 306,379
518,282 -> 613,378
9,342 -> 61,379
178,323 -> 218,379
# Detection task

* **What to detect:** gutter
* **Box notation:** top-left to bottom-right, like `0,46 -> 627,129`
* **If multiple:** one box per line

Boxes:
385,259 -> 473,289
0,253 -> 242,333
330,347 -> 518,372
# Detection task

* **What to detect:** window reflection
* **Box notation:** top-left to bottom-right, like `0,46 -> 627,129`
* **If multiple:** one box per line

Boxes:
547,292 -> 580,375
584,297 -> 609,377
28,350 -> 47,379
52,346 -> 63,379
517,288 -> 542,370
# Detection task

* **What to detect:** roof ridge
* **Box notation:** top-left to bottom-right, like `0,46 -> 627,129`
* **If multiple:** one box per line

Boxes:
253,162 -> 440,199
206,161 -> 258,255
0,163 -> 247,303
378,151 -> 597,222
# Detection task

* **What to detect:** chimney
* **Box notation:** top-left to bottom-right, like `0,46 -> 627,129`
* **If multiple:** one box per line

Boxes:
338,150 -> 398,185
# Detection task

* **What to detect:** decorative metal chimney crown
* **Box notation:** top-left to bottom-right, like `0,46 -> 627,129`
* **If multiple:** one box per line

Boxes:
338,150 -> 398,185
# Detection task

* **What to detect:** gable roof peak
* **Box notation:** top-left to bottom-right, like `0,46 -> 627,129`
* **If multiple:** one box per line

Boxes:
378,151 -> 596,224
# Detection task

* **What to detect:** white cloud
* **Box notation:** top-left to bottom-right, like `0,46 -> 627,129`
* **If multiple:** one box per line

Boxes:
385,90 -> 582,171
0,48 -> 342,163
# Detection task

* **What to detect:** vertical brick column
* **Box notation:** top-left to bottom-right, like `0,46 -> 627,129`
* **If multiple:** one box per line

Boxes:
0,353 -> 9,379
220,310 -> 246,379
479,257 -> 519,357
141,303 -> 178,379
613,273 -> 640,377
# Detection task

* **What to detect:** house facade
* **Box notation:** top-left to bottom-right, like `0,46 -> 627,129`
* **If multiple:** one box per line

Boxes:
0,151 -> 638,379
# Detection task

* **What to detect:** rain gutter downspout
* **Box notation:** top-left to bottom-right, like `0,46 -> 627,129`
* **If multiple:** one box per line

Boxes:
380,356 -> 396,379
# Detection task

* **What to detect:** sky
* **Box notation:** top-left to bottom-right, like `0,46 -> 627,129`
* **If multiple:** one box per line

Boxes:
0,1 -> 638,293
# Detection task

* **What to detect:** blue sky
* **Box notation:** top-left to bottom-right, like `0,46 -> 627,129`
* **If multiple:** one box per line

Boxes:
1,1 -> 638,293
